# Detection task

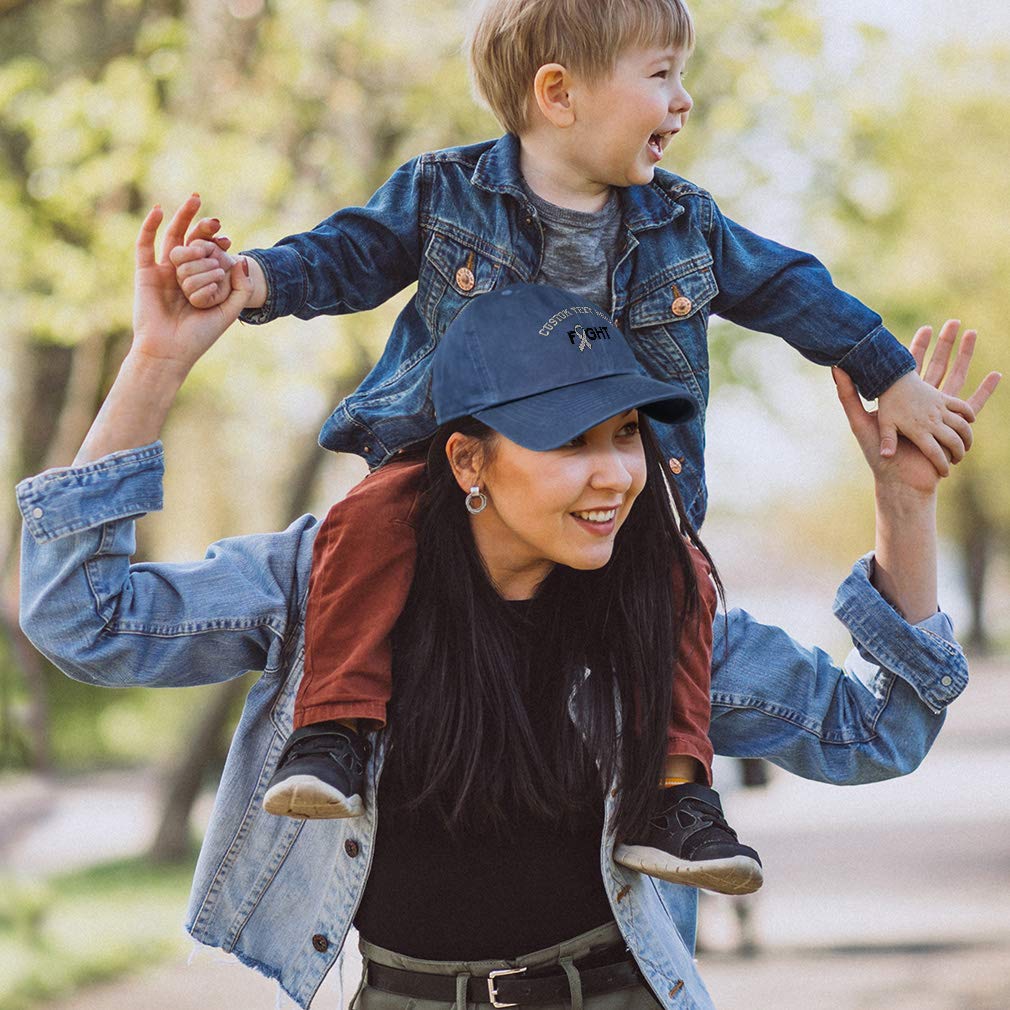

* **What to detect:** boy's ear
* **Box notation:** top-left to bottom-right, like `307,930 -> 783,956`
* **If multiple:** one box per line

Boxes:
532,63 -> 576,128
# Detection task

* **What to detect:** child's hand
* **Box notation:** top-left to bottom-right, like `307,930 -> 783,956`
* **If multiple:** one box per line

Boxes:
834,325 -> 1000,497
170,234 -> 239,309
876,320 -> 979,477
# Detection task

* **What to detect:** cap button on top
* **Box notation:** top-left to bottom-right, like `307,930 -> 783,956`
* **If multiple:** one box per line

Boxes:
668,457 -> 683,475
671,295 -> 692,317
456,267 -> 475,292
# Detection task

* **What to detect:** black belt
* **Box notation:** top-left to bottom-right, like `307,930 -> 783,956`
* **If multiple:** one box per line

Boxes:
367,948 -> 643,1007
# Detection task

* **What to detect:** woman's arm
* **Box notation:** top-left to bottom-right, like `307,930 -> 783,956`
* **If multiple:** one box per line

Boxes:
16,202 -> 312,690
839,321 -> 1000,621
707,322 -> 1000,783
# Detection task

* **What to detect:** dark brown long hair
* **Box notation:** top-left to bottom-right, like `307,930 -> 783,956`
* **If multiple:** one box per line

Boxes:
384,413 -> 720,839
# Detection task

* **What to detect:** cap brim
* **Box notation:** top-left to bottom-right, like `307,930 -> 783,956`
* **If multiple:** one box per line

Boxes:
472,372 -> 696,451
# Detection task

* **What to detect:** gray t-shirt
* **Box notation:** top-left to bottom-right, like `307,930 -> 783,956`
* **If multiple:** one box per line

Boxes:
521,182 -> 624,316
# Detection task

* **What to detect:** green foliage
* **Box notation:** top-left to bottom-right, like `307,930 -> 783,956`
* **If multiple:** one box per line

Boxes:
0,850 -> 197,1010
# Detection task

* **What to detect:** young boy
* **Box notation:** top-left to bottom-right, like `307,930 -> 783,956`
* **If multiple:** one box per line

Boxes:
170,0 -> 971,895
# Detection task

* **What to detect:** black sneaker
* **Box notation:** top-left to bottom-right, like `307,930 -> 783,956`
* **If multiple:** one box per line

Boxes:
614,783 -> 763,895
262,722 -> 370,820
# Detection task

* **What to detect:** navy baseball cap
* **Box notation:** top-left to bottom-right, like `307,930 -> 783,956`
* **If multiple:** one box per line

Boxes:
431,283 -> 697,450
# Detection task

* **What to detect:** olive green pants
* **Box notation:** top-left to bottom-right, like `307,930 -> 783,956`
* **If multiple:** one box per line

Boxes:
350,921 -> 663,1010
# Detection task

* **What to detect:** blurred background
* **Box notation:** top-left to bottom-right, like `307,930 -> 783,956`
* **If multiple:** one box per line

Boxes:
1,0 -> 1008,1007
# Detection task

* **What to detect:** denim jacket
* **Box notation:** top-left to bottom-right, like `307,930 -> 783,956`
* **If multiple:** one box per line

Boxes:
240,133 -> 915,528
17,446 -> 966,1010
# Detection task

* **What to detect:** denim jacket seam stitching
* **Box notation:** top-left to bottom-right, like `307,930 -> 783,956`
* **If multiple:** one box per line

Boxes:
228,819 -> 305,947
24,444 -> 164,486
196,731 -> 292,934
30,500 -> 159,543
103,618 -> 285,637
710,697 -> 877,744
628,256 -> 716,302
424,220 -> 512,268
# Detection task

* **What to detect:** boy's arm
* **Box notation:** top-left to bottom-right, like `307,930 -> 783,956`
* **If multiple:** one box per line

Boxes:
705,202 -> 976,474
240,155 -> 426,325
170,155 -> 426,322
706,202 -> 915,398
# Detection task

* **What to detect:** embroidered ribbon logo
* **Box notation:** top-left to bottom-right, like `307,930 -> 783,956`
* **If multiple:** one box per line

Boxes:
573,324 -> 590,351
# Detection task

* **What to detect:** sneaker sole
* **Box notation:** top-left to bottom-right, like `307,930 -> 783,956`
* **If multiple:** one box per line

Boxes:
614,844 -> 764,895
262,776 -> 364,820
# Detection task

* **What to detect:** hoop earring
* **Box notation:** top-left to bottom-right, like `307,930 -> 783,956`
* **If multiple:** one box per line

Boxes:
465,485 -> 487,515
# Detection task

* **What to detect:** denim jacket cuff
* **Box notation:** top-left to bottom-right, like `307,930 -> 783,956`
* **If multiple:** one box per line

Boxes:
237,246 -> 308,324
832,552 -> 968,714
835,324 -> 917,400
16,442 -> 164,545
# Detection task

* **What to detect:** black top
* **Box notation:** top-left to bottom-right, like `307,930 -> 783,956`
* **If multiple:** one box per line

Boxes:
354,598 -> 615,959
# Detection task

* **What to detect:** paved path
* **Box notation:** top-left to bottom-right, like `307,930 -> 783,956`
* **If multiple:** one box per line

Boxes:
8,660 -> 1010,1009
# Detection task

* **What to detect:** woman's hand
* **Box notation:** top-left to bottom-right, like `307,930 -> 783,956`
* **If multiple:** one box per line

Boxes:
71,199 -> 252,466
833,321 -> 1001,498
834,321 -> 1001,623
132,198 -> 252,383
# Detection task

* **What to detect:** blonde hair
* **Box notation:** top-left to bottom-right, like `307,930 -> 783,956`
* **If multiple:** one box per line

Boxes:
467,0 -> 695,136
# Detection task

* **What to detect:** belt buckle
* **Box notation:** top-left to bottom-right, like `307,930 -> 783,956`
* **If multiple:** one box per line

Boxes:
487,966 -> 527,1008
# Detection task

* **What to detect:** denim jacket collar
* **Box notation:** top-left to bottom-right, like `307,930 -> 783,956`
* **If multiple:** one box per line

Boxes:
471,132 -> 685,233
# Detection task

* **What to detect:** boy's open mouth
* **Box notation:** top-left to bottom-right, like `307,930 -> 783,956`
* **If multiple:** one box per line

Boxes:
648,134 -> 664,158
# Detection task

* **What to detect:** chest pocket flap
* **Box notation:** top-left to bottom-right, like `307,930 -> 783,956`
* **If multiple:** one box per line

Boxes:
628,258 -> 718,328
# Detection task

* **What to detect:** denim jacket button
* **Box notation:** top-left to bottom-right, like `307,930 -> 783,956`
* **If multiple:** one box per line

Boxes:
312,933 -> 329,952
344,838 -> 360,858
671,296 -> 692,316
455,267 -> 475,292
668,457 -> 683,475
941,675 -> 953,686
32,507 -> 44,519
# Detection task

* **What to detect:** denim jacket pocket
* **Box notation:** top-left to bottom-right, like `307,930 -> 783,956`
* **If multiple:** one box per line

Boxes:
627,260 -> 717,386
419,230 -> 506,339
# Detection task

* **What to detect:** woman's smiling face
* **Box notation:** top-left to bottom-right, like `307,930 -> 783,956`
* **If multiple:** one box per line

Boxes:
449,409 -> 648,600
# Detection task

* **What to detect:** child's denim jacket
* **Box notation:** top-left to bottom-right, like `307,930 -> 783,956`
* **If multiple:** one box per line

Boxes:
240,133 -> 915,528
17,445 -> 966,1010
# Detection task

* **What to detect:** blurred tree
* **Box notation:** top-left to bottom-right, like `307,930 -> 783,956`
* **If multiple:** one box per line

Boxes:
819,42 -> 1010,650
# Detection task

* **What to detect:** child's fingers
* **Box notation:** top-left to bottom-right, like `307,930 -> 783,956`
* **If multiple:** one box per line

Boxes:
909,325 -> 932,373
160,194 -> 201,263
942,394 -> 976,424
185,216 -> 221,245
918,433 -> 951,478
136,205 -> 163,269
169,243 -> 209,267
921,319 -> 960,388
940,329 -> 976,396
935,416 -> 970,463
181,270 -> 226,299
966,371 -> 1003,416
213,235 -> 233,251
189,280 -> 225,308
177,257 -> 224,282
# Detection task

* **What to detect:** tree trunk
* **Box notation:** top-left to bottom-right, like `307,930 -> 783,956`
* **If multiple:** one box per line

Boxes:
956,476 -> 993,654
147,676 -> 249,863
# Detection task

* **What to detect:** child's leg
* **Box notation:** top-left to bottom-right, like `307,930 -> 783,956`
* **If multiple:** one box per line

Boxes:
296,454 -> 426,729
614,544 -> 763,894
263,454 -> 426,820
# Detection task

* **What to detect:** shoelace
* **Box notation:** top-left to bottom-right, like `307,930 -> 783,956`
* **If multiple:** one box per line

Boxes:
282,733 -> 365,777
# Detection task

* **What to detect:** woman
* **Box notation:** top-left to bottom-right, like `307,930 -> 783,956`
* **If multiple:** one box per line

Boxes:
18,202 -> 999,1010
